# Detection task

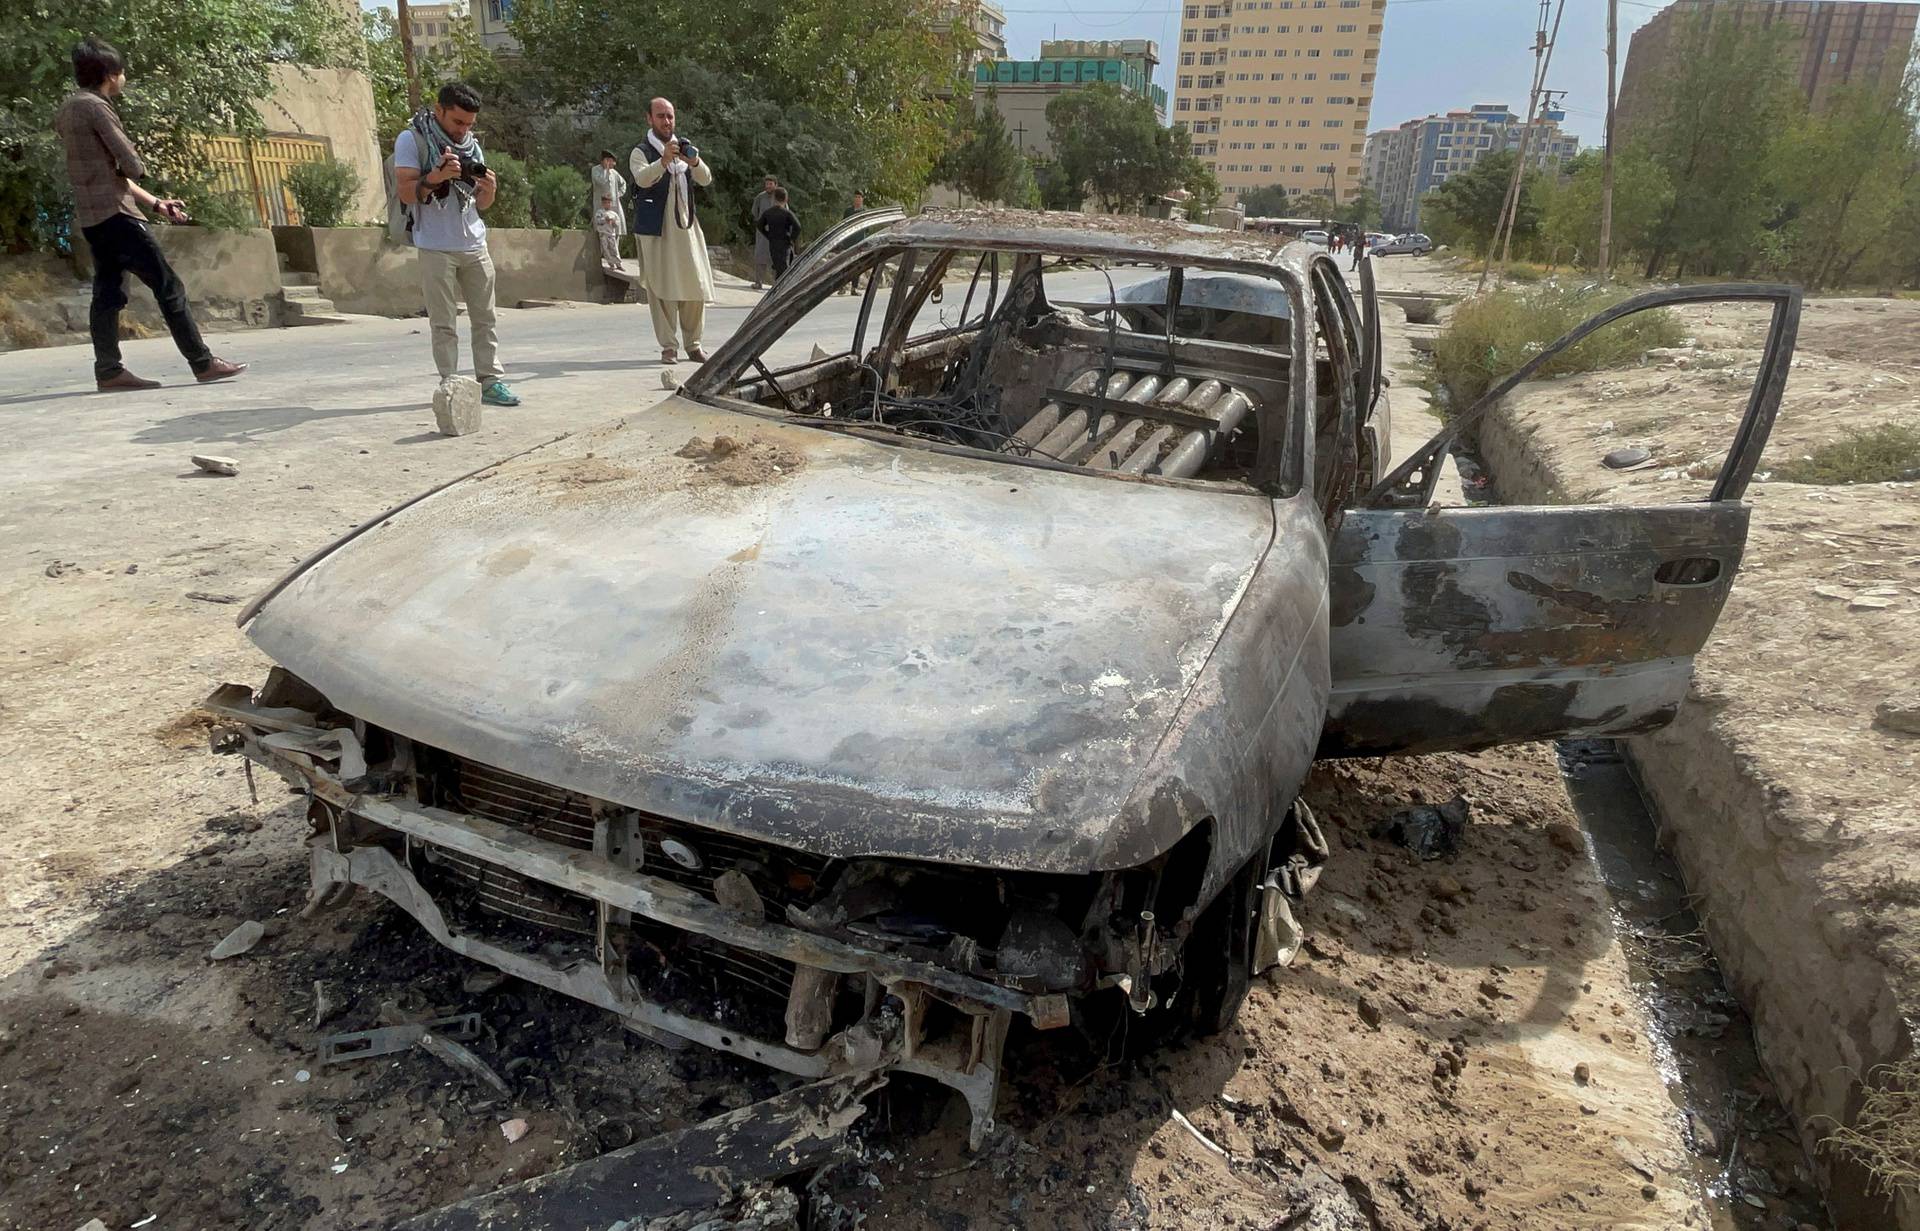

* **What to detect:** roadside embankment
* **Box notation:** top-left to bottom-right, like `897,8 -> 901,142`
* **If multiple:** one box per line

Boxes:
1470,295 -> 1920,1230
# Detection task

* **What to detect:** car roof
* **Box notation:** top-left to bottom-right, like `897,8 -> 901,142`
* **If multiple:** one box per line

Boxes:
878,209 -> 1315,282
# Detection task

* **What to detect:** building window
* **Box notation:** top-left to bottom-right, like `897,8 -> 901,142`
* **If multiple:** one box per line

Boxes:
1331,71 -> 1349,79
1337,22 -> 1355,31
1333,48 -> 1352,56
1307,48 -> 1320,56
1182,52 -> 1196,64
1179,75 -> 1193,88
1178,98 -> 1192,111
1310,23 -> 1322,31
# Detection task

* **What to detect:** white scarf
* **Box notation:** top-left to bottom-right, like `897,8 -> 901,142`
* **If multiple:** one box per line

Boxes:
647,130 -> 688,178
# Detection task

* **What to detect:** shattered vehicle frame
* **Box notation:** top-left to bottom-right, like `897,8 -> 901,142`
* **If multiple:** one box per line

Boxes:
206,210 -> 1800,1147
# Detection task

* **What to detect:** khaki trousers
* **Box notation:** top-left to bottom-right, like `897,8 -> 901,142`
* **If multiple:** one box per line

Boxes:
649,297 -> 705,354
419,247 -> 501,382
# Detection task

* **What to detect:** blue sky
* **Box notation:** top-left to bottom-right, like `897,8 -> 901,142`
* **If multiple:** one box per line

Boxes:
361,0 -> 1666,146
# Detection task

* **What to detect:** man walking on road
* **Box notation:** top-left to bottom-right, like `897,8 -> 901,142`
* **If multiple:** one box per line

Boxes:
55,38 -> 246,392
756,188 -> 800,281
393,82 -> 520,406
630,97 -> 716,364
842,190 -> 867,294
750,176 -> 778,290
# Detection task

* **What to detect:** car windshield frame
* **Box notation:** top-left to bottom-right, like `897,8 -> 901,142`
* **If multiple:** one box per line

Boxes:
684,230 -> 1318,499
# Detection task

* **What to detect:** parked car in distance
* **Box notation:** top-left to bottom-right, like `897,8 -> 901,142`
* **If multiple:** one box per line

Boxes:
1364,232 -> 1394,251
1370,233 -> 1433,256
1300,228 -> 1329,246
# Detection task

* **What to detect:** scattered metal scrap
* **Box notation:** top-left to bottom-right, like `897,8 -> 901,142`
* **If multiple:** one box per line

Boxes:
395,1074 -> 881,1230
319,1013 -> 483,1065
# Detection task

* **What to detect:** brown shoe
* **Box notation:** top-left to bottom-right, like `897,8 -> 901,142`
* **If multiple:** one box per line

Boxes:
97,369 -> 161,391
688,347 -> 709,362
195,358 -> 248,384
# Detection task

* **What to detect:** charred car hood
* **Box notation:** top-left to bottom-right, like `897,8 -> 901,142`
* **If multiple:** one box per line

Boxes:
247,399 -> 1276,872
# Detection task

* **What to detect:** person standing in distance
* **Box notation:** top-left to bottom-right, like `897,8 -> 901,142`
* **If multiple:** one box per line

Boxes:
393,82 -> 520,406
591,150 -> 628,273
750,176 -> 779,290
630,97 -> 716,365
55,38 -> 246,391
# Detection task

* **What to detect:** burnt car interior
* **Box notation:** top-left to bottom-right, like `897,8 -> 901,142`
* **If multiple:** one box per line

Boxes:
691,240 -> 1381,507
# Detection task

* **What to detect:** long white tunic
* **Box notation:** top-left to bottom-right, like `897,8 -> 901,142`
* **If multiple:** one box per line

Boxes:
591,164 -> 628,236
630,144 -> 716,304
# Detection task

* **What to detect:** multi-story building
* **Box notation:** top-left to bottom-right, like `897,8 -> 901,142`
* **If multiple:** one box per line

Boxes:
471,0 -> 519,54
406,3 -> 459,62
1618,0 -> 1919,132
973,43 -> 1167,160
1169,0 -> 1387,205
934,0 -> 1010,71
1362,103 -> 1580,231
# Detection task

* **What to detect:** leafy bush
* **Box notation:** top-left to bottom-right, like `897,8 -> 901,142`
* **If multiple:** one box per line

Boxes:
1772,423 -> 1920,485
484,152 -> 532,228
180,184 -> 258,232
287,158 -> 362,228
1431,283 -> 1687,411
531,164 -> 588,229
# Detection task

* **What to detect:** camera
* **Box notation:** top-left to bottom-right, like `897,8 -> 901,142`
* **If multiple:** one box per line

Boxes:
673,140 -> 697,162
457,154 -> 489,183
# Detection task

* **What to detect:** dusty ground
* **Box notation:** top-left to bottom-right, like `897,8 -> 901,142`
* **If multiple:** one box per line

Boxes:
0,264 -> 1779,1230
1453,286 -> 1920,1228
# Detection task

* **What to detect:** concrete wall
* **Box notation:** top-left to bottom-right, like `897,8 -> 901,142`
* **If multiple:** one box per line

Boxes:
72,226 -> 284,329
259,64 -> 387,225
289,228 -> 622,316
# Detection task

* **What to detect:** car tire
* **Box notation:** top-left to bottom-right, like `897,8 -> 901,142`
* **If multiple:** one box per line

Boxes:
1072,853 -> 1261,1056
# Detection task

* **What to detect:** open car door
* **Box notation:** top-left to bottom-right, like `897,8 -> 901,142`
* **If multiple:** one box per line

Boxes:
1320,284 -> 1801,757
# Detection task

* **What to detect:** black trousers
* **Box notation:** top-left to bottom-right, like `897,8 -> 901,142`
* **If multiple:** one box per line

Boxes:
770,245 -> 793,278
83,214 -> 211,378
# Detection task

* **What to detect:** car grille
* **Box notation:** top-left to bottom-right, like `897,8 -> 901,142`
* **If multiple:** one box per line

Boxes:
419,752 -> 834,954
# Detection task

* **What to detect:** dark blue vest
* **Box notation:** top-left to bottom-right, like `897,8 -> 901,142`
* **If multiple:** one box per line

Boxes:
631,139 -> 698,237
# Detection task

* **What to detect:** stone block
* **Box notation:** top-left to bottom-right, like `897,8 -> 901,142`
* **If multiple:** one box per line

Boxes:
433,377 -> 483,436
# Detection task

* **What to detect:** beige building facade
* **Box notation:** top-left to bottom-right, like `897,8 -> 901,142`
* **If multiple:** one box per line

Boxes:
1171,0 -> 1385,204
406,3 -> 461,62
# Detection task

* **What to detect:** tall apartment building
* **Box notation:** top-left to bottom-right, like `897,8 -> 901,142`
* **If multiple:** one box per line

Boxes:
1170,0 -> 1386,205
406,3 -> 459,62
1618,0 -> 1919,132
1363,103 -> 1580,231
933,0 -> 1010,71
471,0 -> 519,54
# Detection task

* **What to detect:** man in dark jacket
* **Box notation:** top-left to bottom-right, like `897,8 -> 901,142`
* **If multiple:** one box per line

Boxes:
756,188 -> 801,280
54,37 -> 246,391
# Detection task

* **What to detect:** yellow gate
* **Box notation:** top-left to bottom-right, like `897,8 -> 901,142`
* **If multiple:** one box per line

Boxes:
200,133 -> 333,226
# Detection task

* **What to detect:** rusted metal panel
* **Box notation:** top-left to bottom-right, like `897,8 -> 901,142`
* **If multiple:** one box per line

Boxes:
1321,503 -> 1750,756
396,1074 -> 879,1230
243,396 -> 1277,875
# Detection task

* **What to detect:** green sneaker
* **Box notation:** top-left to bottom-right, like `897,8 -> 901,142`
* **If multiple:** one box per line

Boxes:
482,379 -> 521,407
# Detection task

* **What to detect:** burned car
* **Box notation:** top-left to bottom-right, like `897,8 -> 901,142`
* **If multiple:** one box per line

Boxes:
206,211 -> 1799,1146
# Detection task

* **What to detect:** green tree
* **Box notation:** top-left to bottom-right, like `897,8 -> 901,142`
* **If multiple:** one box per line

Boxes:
934,93 -> 1029,205
1033,158 -> 1081,211
507,0 -> 952,225
1635,12 -> 1796,278
1536,146 -> 1671,272
1046,83 -> 1209,212
1771,72 -> 1920,289
1421,150 -> 1538,256
1236,183 -> 1292,217
1331,187 -> 1381,229
484,151 -> 532,228
531,164 -> 588,228
0,0 -> 358,252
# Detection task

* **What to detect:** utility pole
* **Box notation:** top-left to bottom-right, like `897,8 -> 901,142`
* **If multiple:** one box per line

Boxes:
397,0 -> 422,113
1479,0 -> 1565,293
1598,0 -> 1618,275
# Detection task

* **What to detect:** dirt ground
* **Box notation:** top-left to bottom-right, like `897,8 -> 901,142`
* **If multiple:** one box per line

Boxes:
0,744 -> 1719,1231
1453,285 -> 1920,1228
0,267 -> 1798,1231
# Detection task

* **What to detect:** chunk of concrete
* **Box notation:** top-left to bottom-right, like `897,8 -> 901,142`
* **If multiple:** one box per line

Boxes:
190,454 -> 239,476
433,377 -> 483,436
1875,693 -> 1920,735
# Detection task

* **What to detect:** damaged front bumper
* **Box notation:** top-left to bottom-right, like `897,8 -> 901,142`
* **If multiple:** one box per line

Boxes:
206,686 -> 1061,1147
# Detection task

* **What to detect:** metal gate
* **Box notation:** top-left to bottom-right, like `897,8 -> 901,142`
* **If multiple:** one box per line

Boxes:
200,133 -> 333,226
